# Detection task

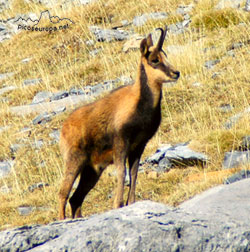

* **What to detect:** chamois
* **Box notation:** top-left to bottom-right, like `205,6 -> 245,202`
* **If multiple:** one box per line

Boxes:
58,26 -> 180,220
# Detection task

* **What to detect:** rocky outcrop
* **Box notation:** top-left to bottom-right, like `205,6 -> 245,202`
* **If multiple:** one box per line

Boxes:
1,178 -> 250,251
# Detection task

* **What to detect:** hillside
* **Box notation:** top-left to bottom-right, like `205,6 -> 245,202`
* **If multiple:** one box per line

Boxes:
0,0 -> 249,230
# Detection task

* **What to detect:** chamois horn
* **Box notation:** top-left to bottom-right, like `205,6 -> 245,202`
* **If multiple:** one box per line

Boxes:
156,26 -> 168,51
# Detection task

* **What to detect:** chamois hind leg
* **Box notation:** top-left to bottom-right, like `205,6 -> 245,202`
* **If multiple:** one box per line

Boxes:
69,165 -> 101,219
58,149 -> 86,220
126,145 -> 145,206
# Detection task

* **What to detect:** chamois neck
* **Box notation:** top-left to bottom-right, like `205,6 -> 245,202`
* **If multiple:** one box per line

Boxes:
134,59 -> 162,108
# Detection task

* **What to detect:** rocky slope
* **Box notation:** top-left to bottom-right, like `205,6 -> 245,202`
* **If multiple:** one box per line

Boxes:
1,178 -> 250,252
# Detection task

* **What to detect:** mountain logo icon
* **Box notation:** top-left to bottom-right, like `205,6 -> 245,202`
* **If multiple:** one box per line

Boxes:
15,10 -> 74,32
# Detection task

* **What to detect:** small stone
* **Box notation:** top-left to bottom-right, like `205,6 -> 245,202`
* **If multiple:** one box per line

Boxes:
50,91 -> 69,101
53,106 -> 66,114
90,48 -> 102,56
18,206 -> 34,216
230,42 -> 243,50
85,39 -> 95,46
90,26 -> 129,42
0,185 -> 12,194
0,85 -> 17,96
241,136 -> 250,151
0,72 -> 14,81
32,112 -> 52,125
69,87 -> 85,95
21,57 -> 32,64
23,78 -> 42,86
32,91 -> 52,104
28,182 -> 49,192
223,151 -> 250,169
204,59 -> 220,69
49,130 -> 60,142
227,50 -> 235,57
218,104 -> 233,113
10,143 -> 26,154
0,161 -> 13,178
245,0 -> 250,11
192,82 -> 203,87
32,139 -> 44,149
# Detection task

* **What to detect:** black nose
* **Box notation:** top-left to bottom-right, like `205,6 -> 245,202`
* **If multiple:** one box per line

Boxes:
173,71 -> 180,80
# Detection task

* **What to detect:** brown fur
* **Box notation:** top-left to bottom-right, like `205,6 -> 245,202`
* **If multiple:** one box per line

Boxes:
58,27 -> 180,220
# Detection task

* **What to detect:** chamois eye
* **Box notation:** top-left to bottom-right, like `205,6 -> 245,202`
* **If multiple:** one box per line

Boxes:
151,58 -> 159,64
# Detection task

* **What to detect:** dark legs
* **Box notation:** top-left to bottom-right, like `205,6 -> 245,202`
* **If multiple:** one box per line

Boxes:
126,145 -> 145,206
69,165 -> 100,218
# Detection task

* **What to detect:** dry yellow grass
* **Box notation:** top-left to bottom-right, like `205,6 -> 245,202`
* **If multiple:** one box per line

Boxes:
0,0 -> 250,229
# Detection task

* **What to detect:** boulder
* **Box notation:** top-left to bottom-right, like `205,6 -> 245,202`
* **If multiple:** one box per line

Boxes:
145,143 -> 208,171
1,179 -> 250,251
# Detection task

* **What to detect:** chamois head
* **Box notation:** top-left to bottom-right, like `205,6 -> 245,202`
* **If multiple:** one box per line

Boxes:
140,26 -> 180,84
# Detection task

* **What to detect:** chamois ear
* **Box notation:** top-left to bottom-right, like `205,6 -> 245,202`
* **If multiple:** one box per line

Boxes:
140,34 -> 153,57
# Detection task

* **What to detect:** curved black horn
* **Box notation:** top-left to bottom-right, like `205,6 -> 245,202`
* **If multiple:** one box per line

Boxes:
156,26 -> 167,51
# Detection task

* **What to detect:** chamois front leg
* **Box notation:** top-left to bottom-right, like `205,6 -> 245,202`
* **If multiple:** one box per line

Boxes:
126,145 -> 145,205
113,138 -> 128,209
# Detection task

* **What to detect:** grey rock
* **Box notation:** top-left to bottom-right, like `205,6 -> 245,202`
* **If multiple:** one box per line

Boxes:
241,136 -> 250,150
133,12 -> 168,27
23,78 -> 42,86
168,22 -> 184,34
223,151 -> 250,169
0,185 -> 12,193
146,143 -> 208,169
85,39 -> 95,46
0,160 -> 14,178
32,139 -> 44,149
0,72 -> 14,81
157,158 -> 172,172
53,106 -> 66,114
10,94 -> 91,116
21,57 -> 32,63
32,112 -> 52,125
90,26 -> 129,42
224,106 -> 250,129
180,178 -> 250,224
192,82 -> 203,87
89,48 -> 102,56
230,42 -> 243,50
0,125 -> 10,133
2,179 -> 250,251
10,143 -> 27,154
50,91 -> 69,101
218,104 -> 233,113
0,0 -> 11,12
69,87 -> 85,95
224,170 -> 250,184
204,59 -> 220,69
18,206 -> 34,216
31,91 -> 52,104
0,85 -> 16,95
49,129 -> 60,142
245,0 -> 250,11
215,0 -> 243,9
28,182 -> 49,192
227,50 -> 236,57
